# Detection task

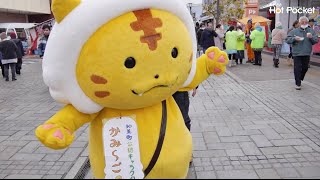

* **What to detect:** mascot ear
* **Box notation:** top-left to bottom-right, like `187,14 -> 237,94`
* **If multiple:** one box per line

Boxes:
52,0 -> 81,23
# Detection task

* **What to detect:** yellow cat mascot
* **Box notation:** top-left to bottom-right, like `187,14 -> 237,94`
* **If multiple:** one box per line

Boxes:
35,0 -> 228,178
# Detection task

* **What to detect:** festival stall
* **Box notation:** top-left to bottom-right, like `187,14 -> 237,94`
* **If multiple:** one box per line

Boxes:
25,19 -> 55,55
238,15 -> 272,51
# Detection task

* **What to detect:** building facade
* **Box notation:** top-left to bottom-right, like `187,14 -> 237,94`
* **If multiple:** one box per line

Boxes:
260,0 -> 320,54
260,0 -> 320,32
0,0 -> 52,23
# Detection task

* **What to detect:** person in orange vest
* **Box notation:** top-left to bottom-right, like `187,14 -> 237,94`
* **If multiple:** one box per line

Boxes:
245,19 -> 255,63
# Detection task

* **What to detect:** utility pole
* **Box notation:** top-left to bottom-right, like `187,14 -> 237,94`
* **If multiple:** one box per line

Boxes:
216,0 -> 220,24
188,3 -> 192,15
188,3 -> 195,22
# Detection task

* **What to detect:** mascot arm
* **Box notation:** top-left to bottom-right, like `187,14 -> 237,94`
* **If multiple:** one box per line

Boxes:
35,104 -> 98,150
179,47 -> 228,91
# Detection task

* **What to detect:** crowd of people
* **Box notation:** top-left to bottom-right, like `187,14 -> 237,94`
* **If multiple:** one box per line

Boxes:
195,16 -> 318,90
0,24 -> 51,82
196,20 -> 267,67
0,32 -> 24,81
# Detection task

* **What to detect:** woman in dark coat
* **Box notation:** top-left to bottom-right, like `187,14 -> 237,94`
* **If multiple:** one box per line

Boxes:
10,32 -> 24,75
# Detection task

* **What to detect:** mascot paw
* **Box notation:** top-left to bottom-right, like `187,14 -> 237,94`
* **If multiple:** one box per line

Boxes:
205,47 -> 229,75
35,124 -> 74,150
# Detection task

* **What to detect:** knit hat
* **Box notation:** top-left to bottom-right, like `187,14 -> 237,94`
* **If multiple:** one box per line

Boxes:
9,32 -> 16,39
275,22 -> 283,28
43,0 -> 197,114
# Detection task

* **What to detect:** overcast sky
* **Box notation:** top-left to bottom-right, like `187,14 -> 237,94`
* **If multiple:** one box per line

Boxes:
184,0 -> 202,5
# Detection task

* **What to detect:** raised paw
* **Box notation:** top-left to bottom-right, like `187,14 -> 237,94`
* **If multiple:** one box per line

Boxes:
35,124 -> 74,150
205,47 -> 229,75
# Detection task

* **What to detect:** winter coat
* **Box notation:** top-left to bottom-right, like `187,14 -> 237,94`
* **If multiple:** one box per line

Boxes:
12,39 -> 24,58
271,28 -> 287,45
250,29 -> 266,49
38,36 -> 49,56
236,31 -> 246,50
200,28 -> 218,49
286,27 -> 318,57
0,39 -> 18,60
196,28 -> 204,45
225,30 -> 238,51
214,28 -> 225,50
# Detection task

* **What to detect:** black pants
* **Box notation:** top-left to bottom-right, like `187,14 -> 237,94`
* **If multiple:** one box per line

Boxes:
16,58 -> 22,74
288,47 -> 293,58
254,50 -> 262,65
228,54 -> 237,60
293,56 -> 310,86
3,63 -> 16,80
0,62 -> 4,77
172,91 -> 191,131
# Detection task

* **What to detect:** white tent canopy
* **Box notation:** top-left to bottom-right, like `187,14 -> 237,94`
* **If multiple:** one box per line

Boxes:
260,0 -> 277,10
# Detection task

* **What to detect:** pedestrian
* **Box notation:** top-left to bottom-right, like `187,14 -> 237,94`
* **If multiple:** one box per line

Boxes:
9,32 -> 24,75
308,19 -> 318,33
308,19 -> 319,67
245,19 -> 255,63
225,26 -> 238,66
196,23 -> 205,56
195,22 -> 200,35
0,35 -> 3,78
286,16 -> 318,90
0,32 -> 18,81
0,51 -> 3,78
271,22 -> 287,68
250,23 -> 266,66
200,22 -> 218,53
214,24 -> 225,50
287,20 -> 300,66
38,24 -> 51,58
172,88 -> 197,131
236,26 -> 246,64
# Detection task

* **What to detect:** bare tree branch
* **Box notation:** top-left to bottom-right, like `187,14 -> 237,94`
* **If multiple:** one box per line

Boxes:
202,0 -> 244,23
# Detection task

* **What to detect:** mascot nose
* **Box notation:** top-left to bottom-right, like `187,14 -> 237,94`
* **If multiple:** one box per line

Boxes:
154,74 -> 159,79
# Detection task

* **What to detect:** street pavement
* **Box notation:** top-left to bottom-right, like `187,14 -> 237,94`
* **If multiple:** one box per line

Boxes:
1,54 -> 320,179
0,59 -> 89,179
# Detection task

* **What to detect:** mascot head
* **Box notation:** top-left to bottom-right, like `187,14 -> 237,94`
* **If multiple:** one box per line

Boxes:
43,0 -> 197,113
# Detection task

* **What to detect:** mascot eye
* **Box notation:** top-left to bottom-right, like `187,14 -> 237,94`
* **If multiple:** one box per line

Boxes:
125,57 -> 136,69
171,47 -> 178,58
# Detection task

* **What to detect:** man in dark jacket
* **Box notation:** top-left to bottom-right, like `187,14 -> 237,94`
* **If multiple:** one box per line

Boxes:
0,32 -> 18,81
10,32 -> 24,75
196,23 -> 205,45
200,22 -> 218,53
